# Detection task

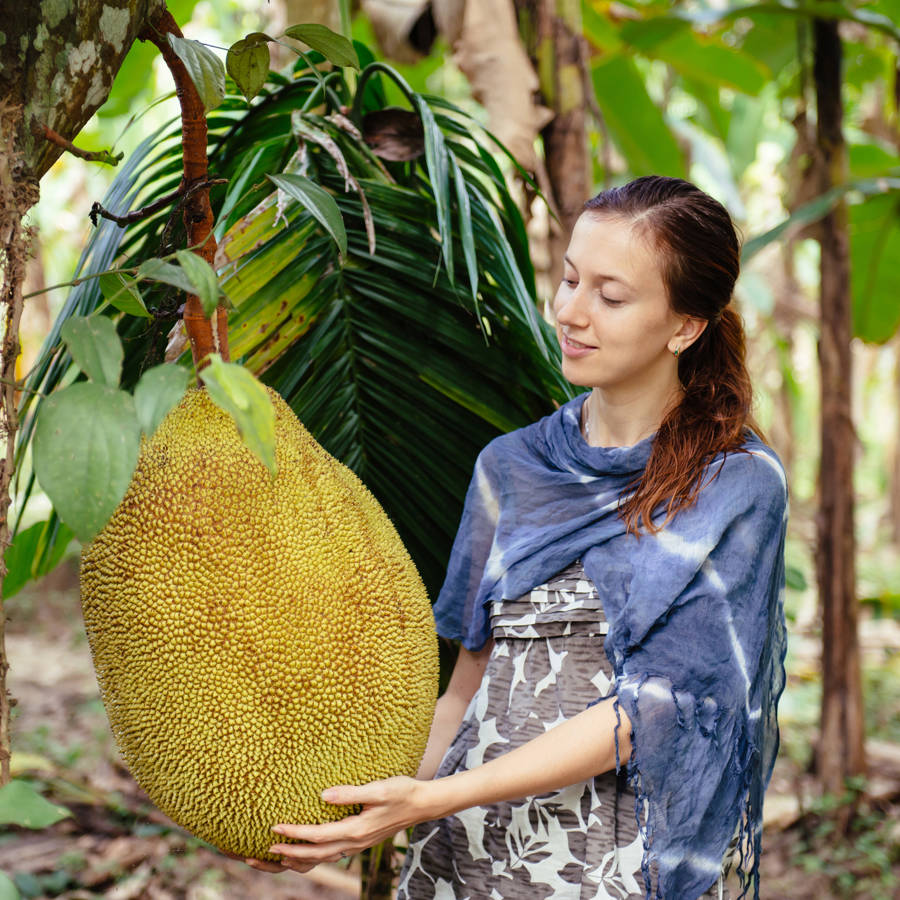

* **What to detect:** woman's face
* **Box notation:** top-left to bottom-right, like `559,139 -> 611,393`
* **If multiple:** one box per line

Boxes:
552,213 -> 694,395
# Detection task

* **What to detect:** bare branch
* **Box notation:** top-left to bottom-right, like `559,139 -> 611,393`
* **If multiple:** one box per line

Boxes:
90,178 -> 227,228
31,122 -> 123,166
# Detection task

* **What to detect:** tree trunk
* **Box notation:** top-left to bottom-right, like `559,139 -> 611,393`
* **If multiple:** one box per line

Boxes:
812,16 -> 866,796
0,0 -> 164,790
2,0 -> 164,181
0,102 -> 39,786
514,0 -> 587,287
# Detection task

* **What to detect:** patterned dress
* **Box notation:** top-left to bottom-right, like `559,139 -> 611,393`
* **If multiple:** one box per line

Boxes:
396,561 -> 729,900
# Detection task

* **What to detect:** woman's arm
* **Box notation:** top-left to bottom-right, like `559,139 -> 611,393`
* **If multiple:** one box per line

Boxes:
263,696 -> 632,872
416,640 -> 493,779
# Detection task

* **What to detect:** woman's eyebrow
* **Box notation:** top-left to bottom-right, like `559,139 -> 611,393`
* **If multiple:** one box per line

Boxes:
564,254 -> 635,291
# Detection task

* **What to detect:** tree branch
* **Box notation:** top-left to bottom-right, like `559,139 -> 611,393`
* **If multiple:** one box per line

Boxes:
90,178 -> 227,228
31,122 -> 123,166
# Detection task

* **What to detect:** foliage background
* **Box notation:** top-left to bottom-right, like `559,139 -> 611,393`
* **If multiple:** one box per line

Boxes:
5,0 -> 899,898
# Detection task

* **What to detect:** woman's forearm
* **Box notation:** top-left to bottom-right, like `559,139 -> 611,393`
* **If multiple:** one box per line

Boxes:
417,698 -> 632,821
417,641 -> 493,780
416,690 -> 470,780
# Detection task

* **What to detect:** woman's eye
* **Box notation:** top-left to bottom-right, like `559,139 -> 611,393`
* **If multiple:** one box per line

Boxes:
602,294 -> 623,306
563,277 -> 577,288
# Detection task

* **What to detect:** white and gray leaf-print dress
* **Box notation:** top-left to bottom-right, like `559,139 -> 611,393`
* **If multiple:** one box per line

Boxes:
397,560 -> 729,900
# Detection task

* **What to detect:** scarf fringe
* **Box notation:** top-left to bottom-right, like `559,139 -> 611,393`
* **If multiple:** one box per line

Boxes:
614,689 -> 766,900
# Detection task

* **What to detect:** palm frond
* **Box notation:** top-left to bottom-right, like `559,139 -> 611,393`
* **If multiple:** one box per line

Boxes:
18,52 -> 574,598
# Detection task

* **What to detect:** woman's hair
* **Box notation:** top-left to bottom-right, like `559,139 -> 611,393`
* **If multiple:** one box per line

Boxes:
583,175 -> 758,534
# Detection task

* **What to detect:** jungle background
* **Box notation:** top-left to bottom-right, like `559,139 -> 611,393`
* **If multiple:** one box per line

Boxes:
1,0 -> 899,898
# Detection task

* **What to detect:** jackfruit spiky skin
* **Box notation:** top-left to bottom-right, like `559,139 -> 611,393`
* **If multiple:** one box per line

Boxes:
79,387 -> 439,860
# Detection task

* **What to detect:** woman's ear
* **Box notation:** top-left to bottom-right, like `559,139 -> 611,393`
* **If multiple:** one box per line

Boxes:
668,316 -> 708,355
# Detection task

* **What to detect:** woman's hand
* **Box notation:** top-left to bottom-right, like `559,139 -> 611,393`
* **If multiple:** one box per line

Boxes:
248,775 -> 436,874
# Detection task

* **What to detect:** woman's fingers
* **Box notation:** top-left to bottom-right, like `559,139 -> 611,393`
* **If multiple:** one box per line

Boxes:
272,817 -> 359,843
243,858 -> 287,873
320,782 -> 387,806
281,858 -> 321,874
266,777 -> 419,865
270,840 -> 347,859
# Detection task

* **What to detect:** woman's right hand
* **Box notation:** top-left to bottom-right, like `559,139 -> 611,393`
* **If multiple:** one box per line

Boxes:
225,852 -> 300,874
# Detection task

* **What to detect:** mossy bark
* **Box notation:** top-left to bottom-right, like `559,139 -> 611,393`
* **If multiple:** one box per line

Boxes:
0,101 -> 39,786
1,0 -> 164,181
0,0 -> 163,786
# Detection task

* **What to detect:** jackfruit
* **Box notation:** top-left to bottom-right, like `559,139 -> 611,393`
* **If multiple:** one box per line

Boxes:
79,387 -> 439,860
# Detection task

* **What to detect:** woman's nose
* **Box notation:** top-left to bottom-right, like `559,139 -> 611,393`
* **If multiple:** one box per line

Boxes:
553,286 -> 588,327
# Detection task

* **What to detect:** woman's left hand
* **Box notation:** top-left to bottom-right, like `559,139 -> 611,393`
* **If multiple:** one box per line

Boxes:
262,775 -> 435,874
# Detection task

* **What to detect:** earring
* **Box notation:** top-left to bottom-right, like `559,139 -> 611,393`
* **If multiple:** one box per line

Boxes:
673,347 -> 680,358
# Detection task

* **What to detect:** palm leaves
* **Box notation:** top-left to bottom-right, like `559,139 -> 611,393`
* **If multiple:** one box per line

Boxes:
18,51 -> 573,597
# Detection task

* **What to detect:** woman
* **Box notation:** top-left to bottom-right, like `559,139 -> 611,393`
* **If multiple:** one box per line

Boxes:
249,176 -> 788,899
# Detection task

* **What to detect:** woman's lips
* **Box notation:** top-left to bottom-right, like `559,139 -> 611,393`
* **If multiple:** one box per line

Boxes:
560,331 -> 597,358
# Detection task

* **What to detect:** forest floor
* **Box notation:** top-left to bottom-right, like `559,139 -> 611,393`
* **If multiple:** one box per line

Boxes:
3,563 -> 898,900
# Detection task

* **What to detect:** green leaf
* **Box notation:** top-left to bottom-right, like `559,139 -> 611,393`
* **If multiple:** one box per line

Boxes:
414,95 -> 453,281
32,383 -> 141,543
0,871 -> 19,900
850,192 -> 900,344
199,355 -> 276,475
726,94 -> 767,177
133,364 -> 191,437
849,141 -> 900,178
175,249 -> 222,317
60,316 -> 123,387
20,62 -> 573,606
98,271 -> 151,318
226,34 -> 271,102
449,153 -> 478,301
3,518 -> 74,598
641,29 -> 769,95
267,173 -> 347,257
0,780 -> 70,828
283,23 -> 360,69
785,564 -> 807,592
744,189 -> 851,263
742,177 -> 900,262
668,1 -> 900,42
3,521 -> 45,598
167,34 -> 226,111
137,257 -> 196,295
590,56 -> 686,177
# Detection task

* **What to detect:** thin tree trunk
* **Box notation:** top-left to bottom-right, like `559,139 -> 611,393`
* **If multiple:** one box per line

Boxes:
514,0 -> 587,286
0,101 -> 40,786
0,0 -> 160,791
139,9 -> 229,371
812,16 -> 866,795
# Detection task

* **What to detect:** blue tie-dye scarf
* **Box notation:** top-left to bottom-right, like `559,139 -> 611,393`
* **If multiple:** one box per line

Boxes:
432,392 -> 788,900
